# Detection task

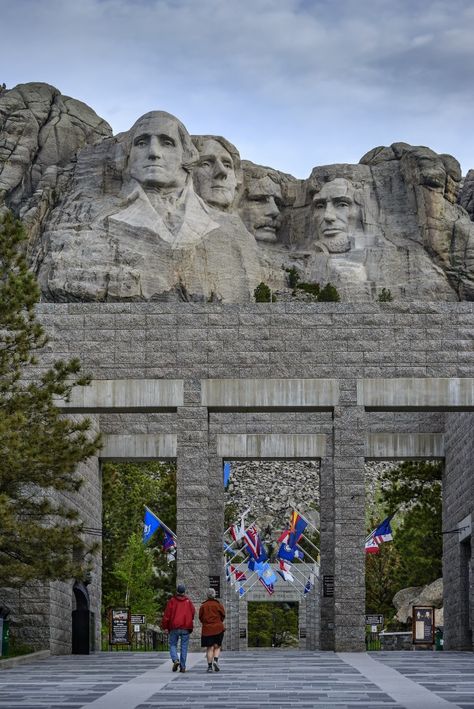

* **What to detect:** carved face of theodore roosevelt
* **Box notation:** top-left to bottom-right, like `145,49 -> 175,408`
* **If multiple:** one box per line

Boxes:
240,175 -> 282,243
127,112 -> 192,191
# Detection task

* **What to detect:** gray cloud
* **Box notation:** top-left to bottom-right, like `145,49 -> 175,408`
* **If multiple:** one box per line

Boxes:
1,0 -> 473,176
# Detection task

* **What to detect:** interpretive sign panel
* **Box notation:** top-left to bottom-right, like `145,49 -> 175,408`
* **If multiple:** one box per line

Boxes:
323,575 -> 334,597
209,575 -> 221,598
109,608 -> 131,645
130,614 -> 146,625
412,606 -> 435,645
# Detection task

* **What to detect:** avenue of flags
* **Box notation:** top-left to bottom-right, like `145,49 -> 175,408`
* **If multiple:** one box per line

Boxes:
224,508 -> 320,599
143,506 -> 177,562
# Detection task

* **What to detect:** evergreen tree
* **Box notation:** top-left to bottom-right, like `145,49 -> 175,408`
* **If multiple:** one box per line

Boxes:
318,282 -> 341,302
112,532 -> 159,619
0,212 -> 101,586
254,282 -> 276,302
102,461 -> 177,618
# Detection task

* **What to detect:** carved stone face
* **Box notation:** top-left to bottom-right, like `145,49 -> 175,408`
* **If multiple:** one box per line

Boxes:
313,178 -> 356,253
240,176 -> 282,243
193,138 -> 237,210
128,114 -> 187,190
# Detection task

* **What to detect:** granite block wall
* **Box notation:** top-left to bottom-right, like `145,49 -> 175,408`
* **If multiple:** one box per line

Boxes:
443,412 -> 474,651
7,301 -> 472,652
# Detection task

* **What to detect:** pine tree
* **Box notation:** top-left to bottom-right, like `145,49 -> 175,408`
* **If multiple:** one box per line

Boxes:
0,212 -> 101,586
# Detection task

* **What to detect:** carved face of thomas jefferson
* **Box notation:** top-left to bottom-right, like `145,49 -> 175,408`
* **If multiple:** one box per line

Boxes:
127,113 -> 188,191
313,178 -> 357,253
193,138 -> 238,210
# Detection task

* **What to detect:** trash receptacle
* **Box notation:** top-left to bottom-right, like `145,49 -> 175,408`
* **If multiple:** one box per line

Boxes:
435,627 -> 444,650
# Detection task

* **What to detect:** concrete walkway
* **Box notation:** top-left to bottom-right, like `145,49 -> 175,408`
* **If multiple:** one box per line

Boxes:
0,650 -> 472,708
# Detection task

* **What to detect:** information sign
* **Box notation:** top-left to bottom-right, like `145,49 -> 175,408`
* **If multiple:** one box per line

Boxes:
109,608 -> 131,645
323,575 -> 334,597
209,575 -> 221,599
412,606 -> 435,645
130,614 -> 146,625
365,614 -> 384,626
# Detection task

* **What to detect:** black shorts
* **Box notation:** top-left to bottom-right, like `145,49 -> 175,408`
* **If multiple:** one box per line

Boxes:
201,631 -> 224,647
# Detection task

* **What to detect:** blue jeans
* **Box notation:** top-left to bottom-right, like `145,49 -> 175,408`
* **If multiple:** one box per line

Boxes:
169,629 -> 190,669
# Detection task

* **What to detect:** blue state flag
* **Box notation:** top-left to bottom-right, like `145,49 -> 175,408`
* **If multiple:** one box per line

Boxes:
143,507 -> 161,543
223,461 -> 231,487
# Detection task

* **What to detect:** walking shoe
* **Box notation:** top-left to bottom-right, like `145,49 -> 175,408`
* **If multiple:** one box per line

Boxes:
179,667 -> 186,673
172,660 -> 180,672
206,664 -> 213,673
213,660 -> 220,672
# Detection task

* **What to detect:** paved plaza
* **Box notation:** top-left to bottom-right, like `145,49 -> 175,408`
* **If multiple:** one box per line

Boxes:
0,650 -> 473,709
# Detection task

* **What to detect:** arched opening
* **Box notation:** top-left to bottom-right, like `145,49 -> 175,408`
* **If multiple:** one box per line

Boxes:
72,581 -> 93,654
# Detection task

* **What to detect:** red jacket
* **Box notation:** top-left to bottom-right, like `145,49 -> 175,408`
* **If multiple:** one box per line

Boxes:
161,595 -> 195,632
199,598 -> 225,636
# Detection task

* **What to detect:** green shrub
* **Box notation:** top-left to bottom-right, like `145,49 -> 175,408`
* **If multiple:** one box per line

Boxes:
254,282 -> 276,302
318,283 -> 340,302
285,266 -> 300,289
296,282 -> 320,298
378,288 -> 393,302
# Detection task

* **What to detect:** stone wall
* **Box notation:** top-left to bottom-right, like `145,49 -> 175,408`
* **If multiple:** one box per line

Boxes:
10,300 -> 474,652
443,412 -> 474,650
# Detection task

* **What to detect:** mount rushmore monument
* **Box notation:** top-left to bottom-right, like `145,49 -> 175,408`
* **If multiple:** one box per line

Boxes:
1,82 -> 474,302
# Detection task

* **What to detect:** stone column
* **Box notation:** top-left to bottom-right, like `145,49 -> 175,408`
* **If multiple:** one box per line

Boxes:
176,379 -> 210,649
332,387 -> 366,652
319,455 -> 335,650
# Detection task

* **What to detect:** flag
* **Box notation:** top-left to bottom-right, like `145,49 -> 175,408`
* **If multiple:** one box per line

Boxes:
365,535 -> 380,554
244,524 -> 268,562
230,565 -> 247,582
223,461 -> 231,487
365,515 -> 394,553
304,572 -> 315,595
277,543 -> 303,563
277,527 -> 289,544
287,511 -> 308,548
230,514 -> 246,542
373,516 -> 394,544
143,507 -> 161,543
163,530 -> 176,552
278,559 -> 294,582
258,576 -> 275,595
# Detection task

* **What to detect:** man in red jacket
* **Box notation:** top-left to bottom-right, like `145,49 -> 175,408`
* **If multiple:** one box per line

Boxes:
161,583 -> 195,672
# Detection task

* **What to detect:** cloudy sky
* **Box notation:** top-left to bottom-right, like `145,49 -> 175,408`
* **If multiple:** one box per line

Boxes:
2,0 -> 473,177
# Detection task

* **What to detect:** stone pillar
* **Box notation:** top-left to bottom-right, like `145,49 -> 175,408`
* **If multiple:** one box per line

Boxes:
305,583 -> 320,650
332,389 -> 366,652
207,436 -> 225,602
176,379 -> 210,649
319,455 -> 335,650
239,600 -> 248,650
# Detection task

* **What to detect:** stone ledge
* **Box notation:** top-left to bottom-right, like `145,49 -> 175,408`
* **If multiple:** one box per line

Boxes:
217,433 -> 326,458
0,649 -> 50,669
202,378 -> 339,409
